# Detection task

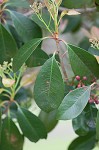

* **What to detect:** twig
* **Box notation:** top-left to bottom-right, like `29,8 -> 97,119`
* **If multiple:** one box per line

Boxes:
59,6 -> 96,13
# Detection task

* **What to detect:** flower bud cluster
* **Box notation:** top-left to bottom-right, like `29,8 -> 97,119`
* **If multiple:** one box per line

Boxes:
75,75 -> 87,88
30,2 -> 44,14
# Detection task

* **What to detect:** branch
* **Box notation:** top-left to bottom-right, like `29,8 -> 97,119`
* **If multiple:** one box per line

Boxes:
59,6 -> 96,13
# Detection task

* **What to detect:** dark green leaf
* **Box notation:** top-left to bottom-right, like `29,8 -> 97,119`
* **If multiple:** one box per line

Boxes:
1,117 -> 24,150
68,132 -> 96,150
62,0 -> 93,8
34,56 -> 64,112
26,48 -> 49,67
39,110 -> 58,132
0,24 -> 18,64
67,44 -> 99,79
72,104 -> 97,136
17,107 -> 47,142
6,0 -> 29,8
57,86 -> 91,120
13,38 -> 42,72
10,11 -> 42,43
0,109 -> 2,142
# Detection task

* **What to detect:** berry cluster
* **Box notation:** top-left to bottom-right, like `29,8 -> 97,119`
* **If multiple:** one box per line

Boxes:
89,95 -> 99,104
75,75 -> 99,104
75,75 -> 87,88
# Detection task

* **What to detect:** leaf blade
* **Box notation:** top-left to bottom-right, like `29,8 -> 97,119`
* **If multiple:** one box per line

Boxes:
57,86 -> 91,120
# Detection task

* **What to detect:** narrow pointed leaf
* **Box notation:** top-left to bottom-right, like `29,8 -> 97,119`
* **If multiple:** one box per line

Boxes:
34,56 -> 64,112
67,44 -> 99,79
16,107 -> 47,142
57,86 -> 91,120
10,11 -> 42,43
0,24 -> 18,64
13,38 -> 42,72
1,117 -> 24,150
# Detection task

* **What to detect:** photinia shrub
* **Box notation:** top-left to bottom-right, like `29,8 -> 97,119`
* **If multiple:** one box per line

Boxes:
0,0 -> 99,149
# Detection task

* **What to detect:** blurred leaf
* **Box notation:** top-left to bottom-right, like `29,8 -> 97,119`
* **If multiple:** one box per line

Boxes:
26,48 -> 49,67
72,104 -> 97,136
34,56 -> 64,112
13,38 -> 42,72
63,15 -> 81,33
0,24 -> 18,64
67,44 -> 99,79
10,11 -> 42,43
1,117 -> 24,150
39,110 -> 58,132
6,0 -> 29,8
0,109 -> 2,142
57,86 -> 91,120
17,107 -> 47,142
62,0 -> 93,8
68,132 -> 96,150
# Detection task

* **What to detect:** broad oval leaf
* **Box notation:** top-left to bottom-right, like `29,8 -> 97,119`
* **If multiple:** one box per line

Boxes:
0,24 -> 18,64
16,107 -> 47,142
39,110 -> 58,132
34,56 -> 64,112
68,132 -> 96,150
67,44 -> 99,79
10,11 -> 42,43
57,86 -> 91,120
1,117 -> 24,150
13,38 -> 42,72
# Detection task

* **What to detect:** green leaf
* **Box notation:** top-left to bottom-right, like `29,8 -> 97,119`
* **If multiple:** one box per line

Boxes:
1,117 -> 24,150
32,12 -> 54,31
34,56 -> 64,112
6,0 -> 29,8
62,0 -> 93,9
96,109 -> 99,140
67,44 -> 99,79
72,104 -> 97,136
0,24 -> 18,64
57,86 -> 91,120
39,110 -> 58,132
26,48 -> 49,67
10,11 -> 42,43
16,107 -> 47,142
13,38 -> 42,72
68,132 -> 96,150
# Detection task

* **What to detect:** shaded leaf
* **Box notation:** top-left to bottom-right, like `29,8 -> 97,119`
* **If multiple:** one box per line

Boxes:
57,86 -> 91,120
34,56 -> 64,112
96,109 -> 99,140
0,24 -> 18,64
68,132 -> 96,150
39,110 -> 58,132
1,117 -> 24,150
17,107 -> 47,142
13,38 -> 42,72
67,44 -> 99,79
26,48 -> 49,67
